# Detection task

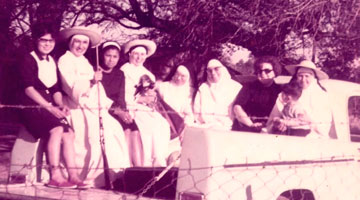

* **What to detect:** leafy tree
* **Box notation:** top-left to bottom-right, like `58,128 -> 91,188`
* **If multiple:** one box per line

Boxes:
71,0 -> 360,81
2,0 -> 360,90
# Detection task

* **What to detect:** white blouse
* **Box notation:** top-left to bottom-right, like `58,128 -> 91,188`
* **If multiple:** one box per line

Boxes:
120,62 -> 156,106
31,51 -> 57,88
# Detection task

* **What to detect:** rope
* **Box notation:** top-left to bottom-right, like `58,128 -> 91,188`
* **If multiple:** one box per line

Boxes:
0,103 -> 347,124
135,153 -> 181,198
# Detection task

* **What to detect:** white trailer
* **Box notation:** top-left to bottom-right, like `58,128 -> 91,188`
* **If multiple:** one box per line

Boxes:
176,79 -> 360,200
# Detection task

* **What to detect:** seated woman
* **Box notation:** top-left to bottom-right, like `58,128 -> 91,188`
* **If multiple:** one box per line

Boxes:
57,27 -> 130,188
267,60 -> 333,138
193,59 -> 242,130
121,39 -> 170,167
18,23 -> 84,188
157,65 -> 194,128
232,56 -> 282,132
268,82 -> 311,136
97,41 -> 142,167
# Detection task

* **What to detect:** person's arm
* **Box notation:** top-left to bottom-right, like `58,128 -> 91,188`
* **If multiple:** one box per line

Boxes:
232,85 -> 262,128
266,96 -> 286,132
117,71 -> 127,110
48,76 -> 68,111
112,71 -> 135,123
25,87 -> 66,119
193,89 -> 204,124
233,105 -> 255,127
53,91 -> 71,116
122,72 -> 137,107
183,98 -> 195,125
20,54 -> 66,118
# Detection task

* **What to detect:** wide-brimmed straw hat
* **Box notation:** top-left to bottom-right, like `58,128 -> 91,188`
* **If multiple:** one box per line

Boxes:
123,39 -> 156,57
285,60 -> 329,80
58,26 -> 101,47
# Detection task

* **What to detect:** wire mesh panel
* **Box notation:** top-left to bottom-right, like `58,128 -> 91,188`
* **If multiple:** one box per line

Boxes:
176,127 -> 360,200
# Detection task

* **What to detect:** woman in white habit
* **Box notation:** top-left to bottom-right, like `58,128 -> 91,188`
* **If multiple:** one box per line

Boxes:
57,26 -> 130,188
121,39 -> 170,167
267,60 -> 333,139
157,65 -> 195,125
193,59 -> 243,130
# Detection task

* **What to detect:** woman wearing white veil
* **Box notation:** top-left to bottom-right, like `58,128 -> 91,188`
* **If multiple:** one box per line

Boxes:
193,59 -> 242,130
57,27 -> 130,188
121,39 -> 171,167
157,65 -> 194,125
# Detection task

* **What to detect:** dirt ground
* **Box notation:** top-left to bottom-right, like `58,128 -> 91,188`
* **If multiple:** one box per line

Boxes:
0,124 -> 19,184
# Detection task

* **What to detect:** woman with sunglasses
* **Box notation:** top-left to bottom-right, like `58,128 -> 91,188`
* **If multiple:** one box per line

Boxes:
232,56 -> 282,132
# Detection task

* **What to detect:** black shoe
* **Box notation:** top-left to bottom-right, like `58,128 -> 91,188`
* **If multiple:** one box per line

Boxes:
7,175 -> 26,184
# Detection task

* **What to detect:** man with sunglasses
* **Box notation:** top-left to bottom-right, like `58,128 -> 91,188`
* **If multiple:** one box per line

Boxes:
232,56 -> 282,132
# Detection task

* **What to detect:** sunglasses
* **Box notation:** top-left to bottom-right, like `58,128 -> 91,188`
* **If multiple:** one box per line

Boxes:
256,69 -> 273,74
38,38 -> 55,43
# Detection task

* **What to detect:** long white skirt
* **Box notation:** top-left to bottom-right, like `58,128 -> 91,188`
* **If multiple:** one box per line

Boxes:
65,86 -> 130,188
131,104 -> 171,167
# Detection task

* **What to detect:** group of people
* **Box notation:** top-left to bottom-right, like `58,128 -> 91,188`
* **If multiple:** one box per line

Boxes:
194,55 -> 333,140
17,23 -> 334,189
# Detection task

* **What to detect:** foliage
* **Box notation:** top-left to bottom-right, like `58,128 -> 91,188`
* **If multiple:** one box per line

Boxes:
74,0 -> 360,81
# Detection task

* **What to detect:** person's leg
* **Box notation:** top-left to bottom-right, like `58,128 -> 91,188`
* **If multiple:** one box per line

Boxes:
47,126 -> 67,183
132,130 -> 144,166
125,129 -> 143,166
61,129 -> 83,183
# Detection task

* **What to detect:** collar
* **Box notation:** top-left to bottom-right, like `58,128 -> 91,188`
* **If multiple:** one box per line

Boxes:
34,50 -> 50,61
99,66 -> 113,73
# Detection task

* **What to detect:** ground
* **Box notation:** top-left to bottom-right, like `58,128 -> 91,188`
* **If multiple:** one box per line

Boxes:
0,123 -> 19,184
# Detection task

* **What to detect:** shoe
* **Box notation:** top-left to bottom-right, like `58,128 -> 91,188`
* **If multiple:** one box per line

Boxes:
71,181 -> 90,189
7,175 -> 26,184
45,180 -> 77,189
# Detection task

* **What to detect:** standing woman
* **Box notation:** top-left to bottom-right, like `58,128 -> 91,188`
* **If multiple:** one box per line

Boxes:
18,23 -> 84,188
193,59 -> 242,130
121,39 -> 171,167
267,60 -> 333,138
98,41 -> 142,167
57,27 -> 130,188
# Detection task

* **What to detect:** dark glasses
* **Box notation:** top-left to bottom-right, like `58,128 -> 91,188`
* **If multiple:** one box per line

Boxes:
38,38 -> 55,43
256,69 -> 273,74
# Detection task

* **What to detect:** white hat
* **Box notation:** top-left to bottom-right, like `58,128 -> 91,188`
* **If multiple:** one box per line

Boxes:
102,41 -> 121,51
123,39 -> 157,57
58,26 -> 101,47
285,60 -> 329,80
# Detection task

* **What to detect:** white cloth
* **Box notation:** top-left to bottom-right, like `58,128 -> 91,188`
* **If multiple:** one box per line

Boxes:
193,67 -> 242,130
58,51 -> 130,187
121,62 -> 156,106
121,62 -> 170,166
157,81 -> 194,125
281,101 -> 311,130
30,51 -> 57,88
268,81 -> 333,138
